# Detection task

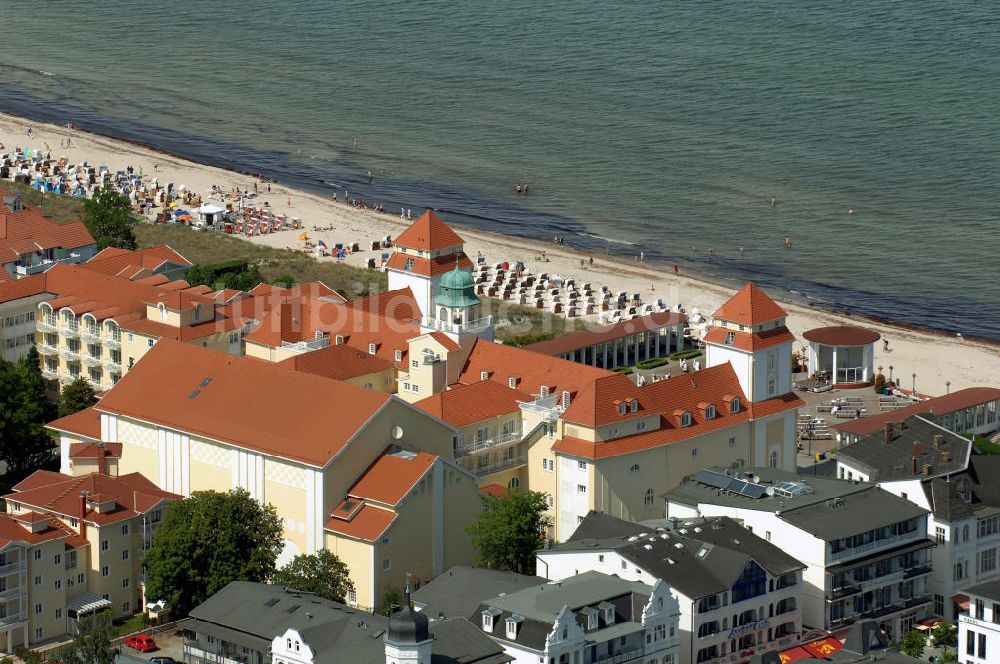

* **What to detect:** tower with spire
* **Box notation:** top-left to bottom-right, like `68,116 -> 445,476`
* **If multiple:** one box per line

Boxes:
386,210 -> 492,341
384,584 -> 433,664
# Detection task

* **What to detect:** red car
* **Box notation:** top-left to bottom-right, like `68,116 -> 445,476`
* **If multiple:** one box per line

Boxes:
124,634 -> 157,653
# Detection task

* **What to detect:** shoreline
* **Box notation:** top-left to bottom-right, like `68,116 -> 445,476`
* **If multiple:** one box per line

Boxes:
2,110 -> 998,396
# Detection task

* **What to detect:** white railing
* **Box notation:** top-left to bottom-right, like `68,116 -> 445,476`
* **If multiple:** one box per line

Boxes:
456,431 -> 520,457
81,328 -> 101,343
15,254 -> 80,276
829,529 -> 923,563
61,374 -> 80,385
0,614 -> 26,629
38,343 -> 58,356
87,378 -> 103,391
280,336 -> 330,353
519,395 -> 563,421
104,357 -> 122,372
0,586 -> 24,601
475,455 -> 527,477
0,561 -> 24,576
41,368 -> 58,380
61,323 -> 80,339
82,353 -> 103,367
420,315 -> 494,335
103,334 -> 121,349
60,348 -> 80,361
36,319 -> 57,333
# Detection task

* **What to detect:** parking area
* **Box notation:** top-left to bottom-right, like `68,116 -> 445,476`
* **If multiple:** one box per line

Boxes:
117,626 -> 187,662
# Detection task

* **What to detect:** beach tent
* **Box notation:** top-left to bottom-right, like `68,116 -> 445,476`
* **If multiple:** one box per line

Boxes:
194,203 -> 226,226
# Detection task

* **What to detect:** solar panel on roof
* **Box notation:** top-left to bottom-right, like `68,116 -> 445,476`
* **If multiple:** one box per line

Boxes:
695,469 -> 731,490
741,484 -> 767,499
726,479 -> 748,493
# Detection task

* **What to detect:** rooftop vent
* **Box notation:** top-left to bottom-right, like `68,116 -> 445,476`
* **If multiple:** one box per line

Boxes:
188,389 -> 200,399
200,377 -> 212,387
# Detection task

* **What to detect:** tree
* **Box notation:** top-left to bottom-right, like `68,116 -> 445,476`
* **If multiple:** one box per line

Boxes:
272,549 -> 352,602
59,377 -> 98,418
82,186 -> 137,250
144,488 -> 283,615
380,586 -> 402,616
466,490 -> 551,574
0,357 -> 55,485
272,275 -> 296,288
57,609 -> 115,664
899,629 -> 926,658
931,620 -> 957,648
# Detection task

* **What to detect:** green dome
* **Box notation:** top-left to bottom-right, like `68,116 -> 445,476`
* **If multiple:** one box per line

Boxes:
434,265 -> 480,308
439,265 -> 475,290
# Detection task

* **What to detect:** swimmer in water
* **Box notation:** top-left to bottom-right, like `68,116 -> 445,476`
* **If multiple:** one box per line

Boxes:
770,194 -> 778,207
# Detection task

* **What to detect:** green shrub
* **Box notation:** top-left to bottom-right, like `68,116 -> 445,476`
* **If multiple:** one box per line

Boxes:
635,357 -> 669,370
668,349 -> 703,361
610,366 -> 634,375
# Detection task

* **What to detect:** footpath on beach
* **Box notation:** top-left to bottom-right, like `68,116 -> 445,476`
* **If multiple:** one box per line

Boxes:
1,112 -> 998,396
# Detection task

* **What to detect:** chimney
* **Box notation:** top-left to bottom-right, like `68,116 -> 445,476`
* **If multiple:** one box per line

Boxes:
922,464 -> 934,477
884,422 -> 894,444
97,442 -> 106,476
911,456 -> 918,476
933,434 -> 944,449
78,491 -> 88,539
941,451 -> 952,464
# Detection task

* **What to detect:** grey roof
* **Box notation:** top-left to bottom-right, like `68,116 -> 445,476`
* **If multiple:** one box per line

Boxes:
837,416 -> 970,481
188,582 -> 510,664
411,566 -> 546,620
473,571 -> 652,650
553,512 -> 804,600
666,467 -> 929,541
962,578 -> 1000,602
922,455 -> 1000,522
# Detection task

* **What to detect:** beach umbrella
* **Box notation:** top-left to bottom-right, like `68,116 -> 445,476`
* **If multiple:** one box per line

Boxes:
299,232 -> 309,241
317,240 -> 327,249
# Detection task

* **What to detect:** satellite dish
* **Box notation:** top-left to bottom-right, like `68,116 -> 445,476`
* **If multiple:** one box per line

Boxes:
391,425 -> 404,440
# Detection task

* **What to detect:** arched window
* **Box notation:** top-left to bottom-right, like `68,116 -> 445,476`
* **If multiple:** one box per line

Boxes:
439,307 -> 448,321
158,302 -> 167,322
644,489 -> 655,508
507,477 -> 520,490
769,450 -> 779,468
629,463 -> 640,473
630,399 -> 639,413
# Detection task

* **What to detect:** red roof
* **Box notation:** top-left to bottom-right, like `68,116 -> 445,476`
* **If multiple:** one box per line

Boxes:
802,325 -> 881,346
427,332 -> 460,351
712,283 -> 786,325
703,325 -> 796,352
834,387 -> 1000,436
68,442 -> 123,460
46,407 -> 102,441
459,338 -> 612,406
0,188 -> 95,260
277,343 -> 395,382
348,452 -> 437,506
82,245 -> 191,278
385,251 -> 473,277
0,513 -> 77,548
479,484 -> 509,498
525,312 -> 687,356
347,287 -> 420,322
393,210 -> 464,251
413,380 -> 533,427
6,471 -> 178,525
324,504 -> 396,542
0,273 -> 51,304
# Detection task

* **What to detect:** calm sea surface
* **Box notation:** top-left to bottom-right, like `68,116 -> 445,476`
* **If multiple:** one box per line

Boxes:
2,0 -> 998,338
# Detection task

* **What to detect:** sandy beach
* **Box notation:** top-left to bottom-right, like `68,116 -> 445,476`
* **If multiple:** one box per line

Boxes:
3,112 -> 997,397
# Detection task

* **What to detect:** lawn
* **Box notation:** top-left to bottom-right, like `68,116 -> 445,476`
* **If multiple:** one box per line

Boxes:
6,182 -> 85,223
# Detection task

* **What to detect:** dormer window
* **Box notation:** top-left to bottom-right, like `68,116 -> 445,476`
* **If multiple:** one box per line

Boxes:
630,399 -> 639,414
540,385 -> 550,397
585,609 -> 598,630
681,412 -> 692,427
404,257 -> 414,271
158,303 -> 167,322
562,391 -> 571,408
705,404 -> 716,420
481,371 -> 489,381
604,605 -> 615,625
725,331 -> 735,346
193,304 -> 200,322
509,376 -> 517,389
618,402 -> 627,416
730,398 -> 740,413
394,349 -> 402,362
335,335 -> 344,345
505,615 -> 523,639
368,342 -> 377,355
481,608 -> 501,632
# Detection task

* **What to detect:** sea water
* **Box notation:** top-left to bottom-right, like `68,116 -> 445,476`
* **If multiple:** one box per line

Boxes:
1,0 -> 998,338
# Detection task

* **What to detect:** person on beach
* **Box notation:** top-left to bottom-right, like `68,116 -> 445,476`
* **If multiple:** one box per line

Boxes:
739,243 -> 745,256
640,251 -> 645,262
707,247 -> 714,260
784,236 -> 792,249
673,263 -> 679,275
770,194 -> 778,207
368,170 -> 374,184
26,126 -> 32,138
588,256 -> 593,267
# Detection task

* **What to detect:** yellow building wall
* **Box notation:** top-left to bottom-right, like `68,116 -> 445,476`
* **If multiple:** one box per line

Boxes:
440,465 -> 479,571
344,368 -> 397,393
86,519 -> 139,620
527,431 -> 559,538
24,539 -> 70,645
115,418 -> 160,479
121,330 -> 158,372
262,473 -> 309,556
323,532 -> 375,610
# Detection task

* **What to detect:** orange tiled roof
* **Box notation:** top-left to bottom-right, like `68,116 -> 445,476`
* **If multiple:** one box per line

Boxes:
0,273 -> 52,304
0,188 -> 95,260
703,325 -> 796,352
459,338 -> 612,407
46,407 -> 102,441
96,340 -> 392,467
347,287 -> 421,322
385,251 -> 473,277
393,210 -> 464,251
82,245 -> 191,278
349,452 -> 437,506
277,343 -> 395,381
479,484 -> 509,498
6,471 -> 178,525
324,504 -> 396,542
525,312 -> 687,357
833,387 -> 1000,436
68,442 -> 123,460
712,283 -> 786,325
0,513 -> 75,548
413,380 -> 532,428
427,331 -> 460,351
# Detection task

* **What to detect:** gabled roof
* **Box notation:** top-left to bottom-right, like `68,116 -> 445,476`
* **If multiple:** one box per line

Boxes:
413,380 -> 533,428
82,245 -> 191,278
712,283 -> 786,325
277,343 -> 395,381
348,451 -> 437,506
836,415 -> 971,481
459,338 -> 612,406
834,387 -> 1000,436
393,210 -> 464,251
703,325 -> 796,352
96,340 -> 391,467
0,512 -> 77,548
68,442 -> 123,460
46,407 -> 102,441
384,251 -> 473,277
412,566 -> 547,621
0,187 -> 95,260
525,312 -> 687,357
346,287 -> 420,322
325,503 -> 397,542
0,273 -> 52,304
6,471 -> 178,525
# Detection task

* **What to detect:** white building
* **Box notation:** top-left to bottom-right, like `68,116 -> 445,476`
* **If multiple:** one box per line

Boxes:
536,512 -> 806,664
665,467 -> 934,642
472,570 -> 681,664
958,580 -> 1000,664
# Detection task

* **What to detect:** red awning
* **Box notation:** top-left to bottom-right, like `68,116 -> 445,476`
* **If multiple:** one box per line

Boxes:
802,636 -> 843,658
953,593 -> 970,610
778,646 -> 811,664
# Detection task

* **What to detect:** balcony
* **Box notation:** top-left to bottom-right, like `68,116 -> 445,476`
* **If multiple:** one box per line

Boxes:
41,367 -> 58,380
280,336 -> 330,354
15,254 -> 81,276
0,561 -> 24,576
519,395 -> 564,421
87,378 -> 103,391
82,353 -> 103,367
104,357 -> 122,372
829,529 -> 922,563
61,374 -> 81,386
60,347 -> 80,361
38,342 -> 58,356
0,586 -> 24,601
0,614 -> 26,629
36,318 -> 57,333
474,455 -> 527,477
81,327 -> 101,344
61,324 -> 80,339
421,315 -> 494,336
456,431 -> 520,457
594,647 -> 643,664
103,335 -> 121,349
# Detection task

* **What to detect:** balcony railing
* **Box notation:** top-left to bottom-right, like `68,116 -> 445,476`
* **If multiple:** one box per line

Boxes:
475,455 -> 527,477
36,319 -> 57,333
41,367 -> 58,380
0,586 -> 24,601
103,335 -> 121,349
280,336 -> 330,354
87,378 -> 103,391
594,647 -> 643,664
82,353 -> 103,367
60,348 -> 80,361
456,431 -> 520,457
0,561 -> 25,576
0,614 -> 26,629
829,529 -> 922,563
61,374 -> 81,386
518,395 -> 563,421
15,254 -> 80,276
38,343 -> 58,356
60,324 -> 80,339
104,357 -> 122,372
81,328 -> 101,343
420,316 -> 494,335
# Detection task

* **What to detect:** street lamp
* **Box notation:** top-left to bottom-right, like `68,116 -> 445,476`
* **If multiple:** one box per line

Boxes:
912,372 -> 917,395
946,381 -> 951,394
889,365 -> 894,384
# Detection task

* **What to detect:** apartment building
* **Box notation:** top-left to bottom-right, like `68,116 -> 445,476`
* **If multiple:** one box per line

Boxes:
0,470 -> 176,652
958,580 -> 1000,664
537,512 -> 805,664
86,339 -> 478,611
0,276 -> 49,363
666,467 -> 934,641
0,187 -> 96,280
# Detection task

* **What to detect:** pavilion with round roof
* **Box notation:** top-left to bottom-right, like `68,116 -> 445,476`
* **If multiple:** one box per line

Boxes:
802,325 -> 881,388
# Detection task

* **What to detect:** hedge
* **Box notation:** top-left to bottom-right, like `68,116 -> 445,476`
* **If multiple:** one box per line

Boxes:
635,357 -> 669,370
610,366 -> 634,375
668,349 -> 703,361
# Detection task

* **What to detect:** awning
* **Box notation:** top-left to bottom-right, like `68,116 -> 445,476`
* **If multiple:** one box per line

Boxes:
778,646 -> 810,664
780,636 -> 843,663
952,593 -> 970,610
67,592 -> 112,617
